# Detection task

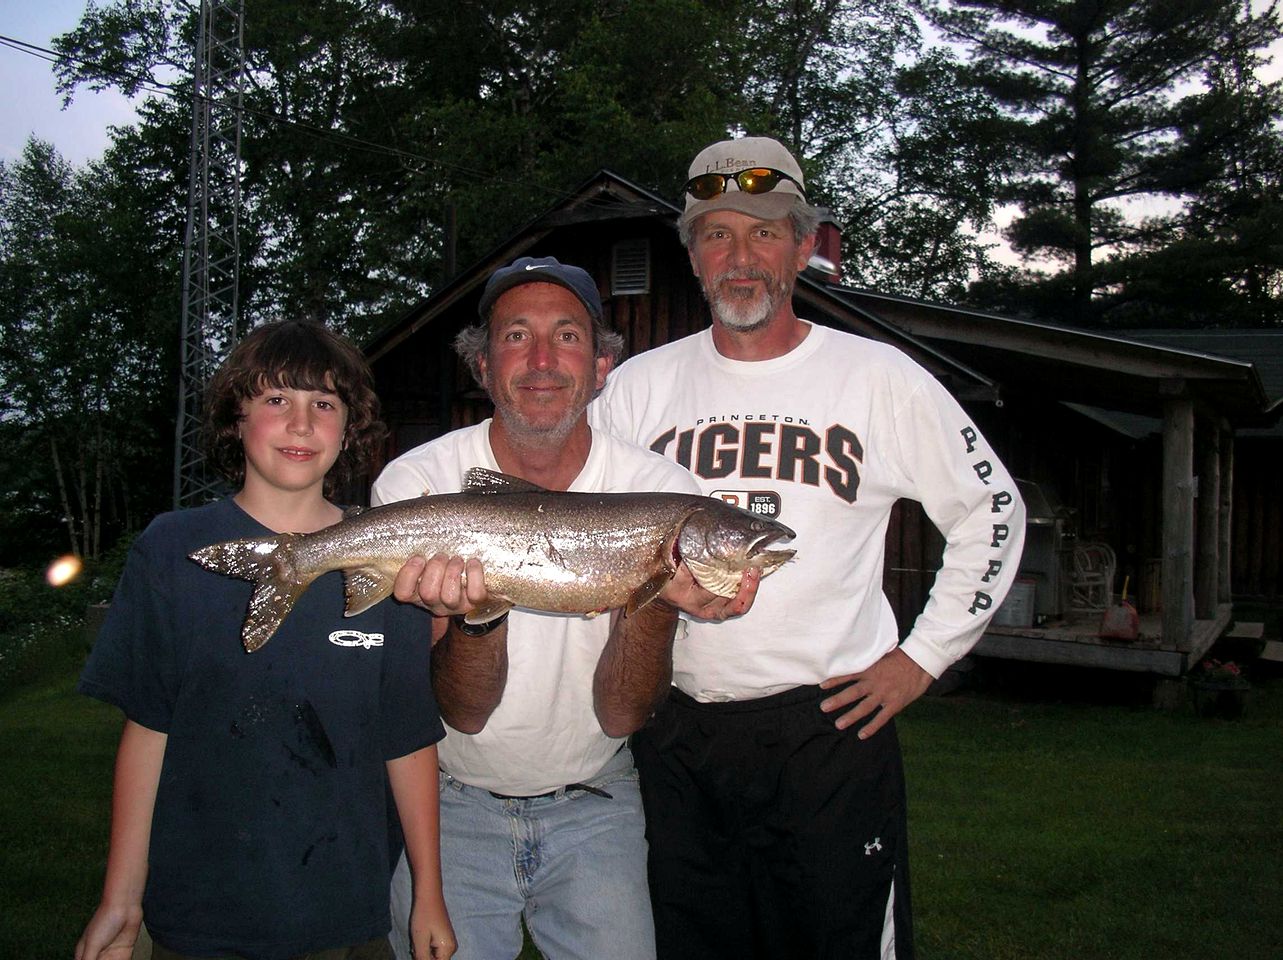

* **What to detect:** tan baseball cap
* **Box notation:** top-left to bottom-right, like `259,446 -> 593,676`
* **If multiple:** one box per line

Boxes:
679,136 -> 806,229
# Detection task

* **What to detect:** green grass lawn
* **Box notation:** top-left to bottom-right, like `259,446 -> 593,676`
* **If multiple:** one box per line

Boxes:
5,656 -> 1280,960
1,671 -> 120,958
904,665 -> 1283,959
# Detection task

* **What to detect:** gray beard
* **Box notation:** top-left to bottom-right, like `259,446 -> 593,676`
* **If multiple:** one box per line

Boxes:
710,293 -> 773,331
488,372 -> 591,451
503,407 -> 580,449
704,269 -> 789,331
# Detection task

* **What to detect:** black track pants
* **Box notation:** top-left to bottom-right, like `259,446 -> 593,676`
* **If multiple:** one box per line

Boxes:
632,684 -> 915,960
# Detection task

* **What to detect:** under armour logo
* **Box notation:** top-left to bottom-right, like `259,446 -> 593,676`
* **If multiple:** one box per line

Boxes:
328,630 -> 385,649
864,838 -> 883,855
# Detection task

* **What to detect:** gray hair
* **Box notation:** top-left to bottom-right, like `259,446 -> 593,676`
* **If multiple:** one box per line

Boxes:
678,201 -> 822,249
453,310 -> 626,392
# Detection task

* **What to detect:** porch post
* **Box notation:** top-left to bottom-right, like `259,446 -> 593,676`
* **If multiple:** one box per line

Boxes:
1218,431 -> 1234,604
1161,396 -> 1195,648
1195,421 -> 1220,619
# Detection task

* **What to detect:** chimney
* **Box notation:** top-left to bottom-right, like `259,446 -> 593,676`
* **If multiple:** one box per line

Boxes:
806,207 -> 842,284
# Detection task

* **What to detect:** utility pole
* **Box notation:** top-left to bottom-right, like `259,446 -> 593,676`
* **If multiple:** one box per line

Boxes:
173,0 -> 245,508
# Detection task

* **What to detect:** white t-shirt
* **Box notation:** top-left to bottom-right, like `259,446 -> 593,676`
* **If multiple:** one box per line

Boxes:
590,322 -> 1025,701
372,420 -> 700,794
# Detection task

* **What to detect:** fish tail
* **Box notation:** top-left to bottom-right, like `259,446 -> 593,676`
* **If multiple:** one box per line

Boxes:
189,535 -> 315,652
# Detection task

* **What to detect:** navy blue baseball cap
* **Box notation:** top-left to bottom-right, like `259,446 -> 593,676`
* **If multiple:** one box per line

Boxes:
478,256 -> 603,321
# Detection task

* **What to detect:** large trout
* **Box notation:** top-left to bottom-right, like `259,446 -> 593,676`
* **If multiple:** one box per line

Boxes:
190,468 -> 796,652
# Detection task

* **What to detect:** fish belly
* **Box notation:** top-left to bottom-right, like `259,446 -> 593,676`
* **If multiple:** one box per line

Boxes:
301,493 -> 686,615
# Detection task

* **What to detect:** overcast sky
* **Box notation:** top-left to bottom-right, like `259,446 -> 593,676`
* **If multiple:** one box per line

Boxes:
0,0 -> 139,166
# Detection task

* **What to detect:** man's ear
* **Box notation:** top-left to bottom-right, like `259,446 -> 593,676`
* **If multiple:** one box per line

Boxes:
794,232 -> 819,273
595,353 -> 613,392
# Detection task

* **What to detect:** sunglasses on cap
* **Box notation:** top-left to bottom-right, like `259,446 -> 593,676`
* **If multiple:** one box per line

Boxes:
682,167 -> 806,201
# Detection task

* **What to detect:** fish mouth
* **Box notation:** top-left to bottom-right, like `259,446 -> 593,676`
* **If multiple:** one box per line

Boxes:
746,524 -> 796,570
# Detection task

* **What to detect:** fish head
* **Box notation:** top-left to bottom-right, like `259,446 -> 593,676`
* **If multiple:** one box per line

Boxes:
675,500 -> 796,598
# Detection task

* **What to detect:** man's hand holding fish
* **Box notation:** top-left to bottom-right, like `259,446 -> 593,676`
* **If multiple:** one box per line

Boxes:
392,553 -> 490,641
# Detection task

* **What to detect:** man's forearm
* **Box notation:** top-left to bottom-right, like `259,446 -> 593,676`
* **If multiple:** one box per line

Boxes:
593,601 -> 679,738
431,622 -> 509,734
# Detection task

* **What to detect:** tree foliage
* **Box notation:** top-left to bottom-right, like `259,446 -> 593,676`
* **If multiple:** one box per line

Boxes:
918,0 -> 1283,325
49,0 -> 1017,333
8,0 -> 1279,559
1111,17 -> 1283,327
0,135 -> 181,563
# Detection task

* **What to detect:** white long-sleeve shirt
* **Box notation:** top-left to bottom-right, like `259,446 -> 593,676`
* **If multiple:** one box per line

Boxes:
590,322 -> 1025,701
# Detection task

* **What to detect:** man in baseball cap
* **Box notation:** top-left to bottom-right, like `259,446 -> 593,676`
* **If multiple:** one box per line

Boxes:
375,252 -> 759,960
678,134 -> 809,229
593,135 -> 1025,958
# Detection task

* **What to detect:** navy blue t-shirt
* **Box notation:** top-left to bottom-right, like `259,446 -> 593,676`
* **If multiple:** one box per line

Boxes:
79,498 -> 443,960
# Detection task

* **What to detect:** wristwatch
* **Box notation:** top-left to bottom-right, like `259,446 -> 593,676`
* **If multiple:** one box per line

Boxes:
452,611 -> 509,636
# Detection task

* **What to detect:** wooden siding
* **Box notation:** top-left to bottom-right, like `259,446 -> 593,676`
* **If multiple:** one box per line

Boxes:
1232,438 -> 1283,599
885,500 -> 945,639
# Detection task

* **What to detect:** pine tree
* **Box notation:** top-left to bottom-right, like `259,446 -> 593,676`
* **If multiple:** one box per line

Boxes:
919,0 -> 1281,325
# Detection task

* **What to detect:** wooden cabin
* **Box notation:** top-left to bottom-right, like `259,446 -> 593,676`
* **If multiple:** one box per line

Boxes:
363,170 -> 1281,683
833,291 -> 1280,679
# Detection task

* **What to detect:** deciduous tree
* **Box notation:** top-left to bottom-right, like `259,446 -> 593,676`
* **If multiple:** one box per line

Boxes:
0,138 -> 177,563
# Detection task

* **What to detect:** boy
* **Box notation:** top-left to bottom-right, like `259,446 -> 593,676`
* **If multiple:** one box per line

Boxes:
75,321 -> 454,960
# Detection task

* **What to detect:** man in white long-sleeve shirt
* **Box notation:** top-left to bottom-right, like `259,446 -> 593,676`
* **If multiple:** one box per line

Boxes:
590,135 -> 1025,960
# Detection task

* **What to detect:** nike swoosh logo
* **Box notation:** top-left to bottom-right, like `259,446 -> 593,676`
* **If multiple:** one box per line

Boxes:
524,264 -> 546,270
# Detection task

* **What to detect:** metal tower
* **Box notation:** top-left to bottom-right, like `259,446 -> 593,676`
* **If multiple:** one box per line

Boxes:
173,0 -> 245,508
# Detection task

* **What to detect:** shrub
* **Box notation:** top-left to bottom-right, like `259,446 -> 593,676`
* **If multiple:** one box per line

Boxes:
0,536 -> 135,695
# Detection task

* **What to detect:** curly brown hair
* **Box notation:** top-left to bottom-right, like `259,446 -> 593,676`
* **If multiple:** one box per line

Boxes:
202,320 -> 386,495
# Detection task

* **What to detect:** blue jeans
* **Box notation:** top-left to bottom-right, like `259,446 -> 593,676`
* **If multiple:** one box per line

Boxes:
390,746 -> 655,960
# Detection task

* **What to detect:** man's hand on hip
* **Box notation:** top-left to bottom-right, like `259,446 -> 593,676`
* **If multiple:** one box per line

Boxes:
818,648 -> 933,739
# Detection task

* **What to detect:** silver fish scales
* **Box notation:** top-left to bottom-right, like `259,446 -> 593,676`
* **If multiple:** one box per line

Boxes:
190,468 -> 796,651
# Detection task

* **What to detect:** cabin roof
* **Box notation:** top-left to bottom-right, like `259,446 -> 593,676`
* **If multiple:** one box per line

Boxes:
365,169 -> 1280,431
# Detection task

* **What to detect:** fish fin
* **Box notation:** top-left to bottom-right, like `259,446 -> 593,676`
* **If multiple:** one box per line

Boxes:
625,571 -> 673,615
463,467 -> 546,495
463,599 -> 514,625
243,579 -> 307,652
189,534 -> 314,652
343,567 -> 394,616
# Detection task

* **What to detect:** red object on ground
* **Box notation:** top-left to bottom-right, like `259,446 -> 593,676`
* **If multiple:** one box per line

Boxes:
1099,575 -> 1140,640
